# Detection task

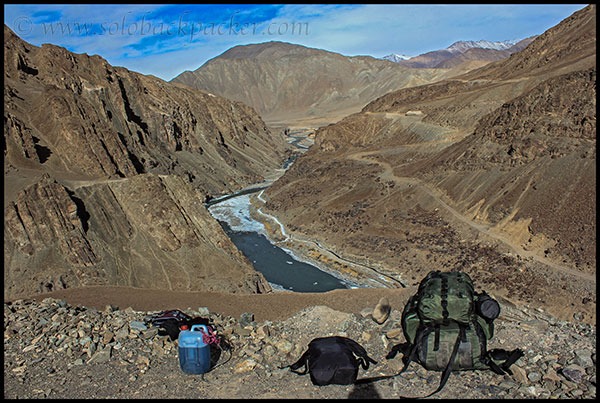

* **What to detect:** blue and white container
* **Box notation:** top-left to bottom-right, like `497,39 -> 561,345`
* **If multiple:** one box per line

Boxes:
178,324 -> 211,374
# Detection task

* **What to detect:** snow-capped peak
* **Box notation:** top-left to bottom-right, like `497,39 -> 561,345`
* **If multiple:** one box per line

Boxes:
381,53 -> 412,63
446,39 -> 519,53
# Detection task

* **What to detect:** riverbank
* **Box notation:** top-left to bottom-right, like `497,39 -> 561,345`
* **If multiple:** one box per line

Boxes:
207,128 -> 405,292
248,189 -> 406,290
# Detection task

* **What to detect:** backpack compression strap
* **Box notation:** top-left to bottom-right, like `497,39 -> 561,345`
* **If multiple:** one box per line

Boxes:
380,324 -> 467,398
418,324 -> 466,398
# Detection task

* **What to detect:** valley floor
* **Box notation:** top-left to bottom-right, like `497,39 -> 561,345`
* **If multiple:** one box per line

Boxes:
258,114 -> 596,326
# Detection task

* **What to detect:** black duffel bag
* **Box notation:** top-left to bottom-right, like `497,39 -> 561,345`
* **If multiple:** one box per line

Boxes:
283,336 -> 377,386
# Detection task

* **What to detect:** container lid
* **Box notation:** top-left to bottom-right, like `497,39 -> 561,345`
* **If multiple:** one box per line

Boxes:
479,299 -> 500,320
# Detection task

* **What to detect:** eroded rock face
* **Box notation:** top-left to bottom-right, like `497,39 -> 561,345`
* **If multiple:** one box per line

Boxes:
4,25 -> 282,298
5,174 -> 97,265
4,25 -> 288,196
4,174 -> 272,299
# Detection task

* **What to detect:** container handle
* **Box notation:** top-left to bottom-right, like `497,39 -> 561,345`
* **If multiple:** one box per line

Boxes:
190,324 -> 208,332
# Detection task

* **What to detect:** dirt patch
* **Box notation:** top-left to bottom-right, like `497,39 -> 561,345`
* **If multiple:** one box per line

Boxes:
16,286 -> 415,323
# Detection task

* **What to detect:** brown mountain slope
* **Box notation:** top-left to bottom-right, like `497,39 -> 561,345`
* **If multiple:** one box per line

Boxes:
170,41 -> 452,126
260,5 -> 596,323
401,67 -> 596,269
460,6 -> 596,80
4,26 -> 288,298
433,47 -> 510,69
4,26 -> 288,198
395,37 -> 536,69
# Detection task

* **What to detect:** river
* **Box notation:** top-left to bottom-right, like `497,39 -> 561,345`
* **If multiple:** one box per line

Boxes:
206,132 -> 356,292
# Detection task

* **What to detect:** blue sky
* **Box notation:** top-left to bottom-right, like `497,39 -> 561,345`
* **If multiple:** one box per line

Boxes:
4,4 -> 587,81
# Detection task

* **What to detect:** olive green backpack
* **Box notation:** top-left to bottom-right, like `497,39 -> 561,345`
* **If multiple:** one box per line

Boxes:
386,271 -> 523,398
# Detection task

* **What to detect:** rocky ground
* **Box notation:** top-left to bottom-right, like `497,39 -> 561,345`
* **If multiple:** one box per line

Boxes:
4,294 -> 595,399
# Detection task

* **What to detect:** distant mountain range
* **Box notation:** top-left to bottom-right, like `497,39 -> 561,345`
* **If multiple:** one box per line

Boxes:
171,37 -> 540,127
381,37 -> 537,68
381,53 -> 412,63
446,39 -> 520,52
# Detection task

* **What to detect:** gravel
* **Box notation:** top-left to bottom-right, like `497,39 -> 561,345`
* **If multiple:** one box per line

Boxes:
4,297 -> 596,399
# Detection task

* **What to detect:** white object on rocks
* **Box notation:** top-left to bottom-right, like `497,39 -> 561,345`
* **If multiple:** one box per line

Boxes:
372,297 -> 391,324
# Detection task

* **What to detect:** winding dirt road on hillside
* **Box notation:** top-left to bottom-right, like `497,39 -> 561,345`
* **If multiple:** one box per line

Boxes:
348,149 -> 596,284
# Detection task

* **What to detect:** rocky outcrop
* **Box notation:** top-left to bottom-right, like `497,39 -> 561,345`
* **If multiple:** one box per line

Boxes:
4,174 -> 98,267
4,25 -> 288,196
4,25 -> 283,298
4,173 -> 272,299
475,68 -> 596,147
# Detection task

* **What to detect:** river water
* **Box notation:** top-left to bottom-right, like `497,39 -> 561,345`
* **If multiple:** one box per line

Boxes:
206,134 -> 355,292
207,191 -> 354,292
